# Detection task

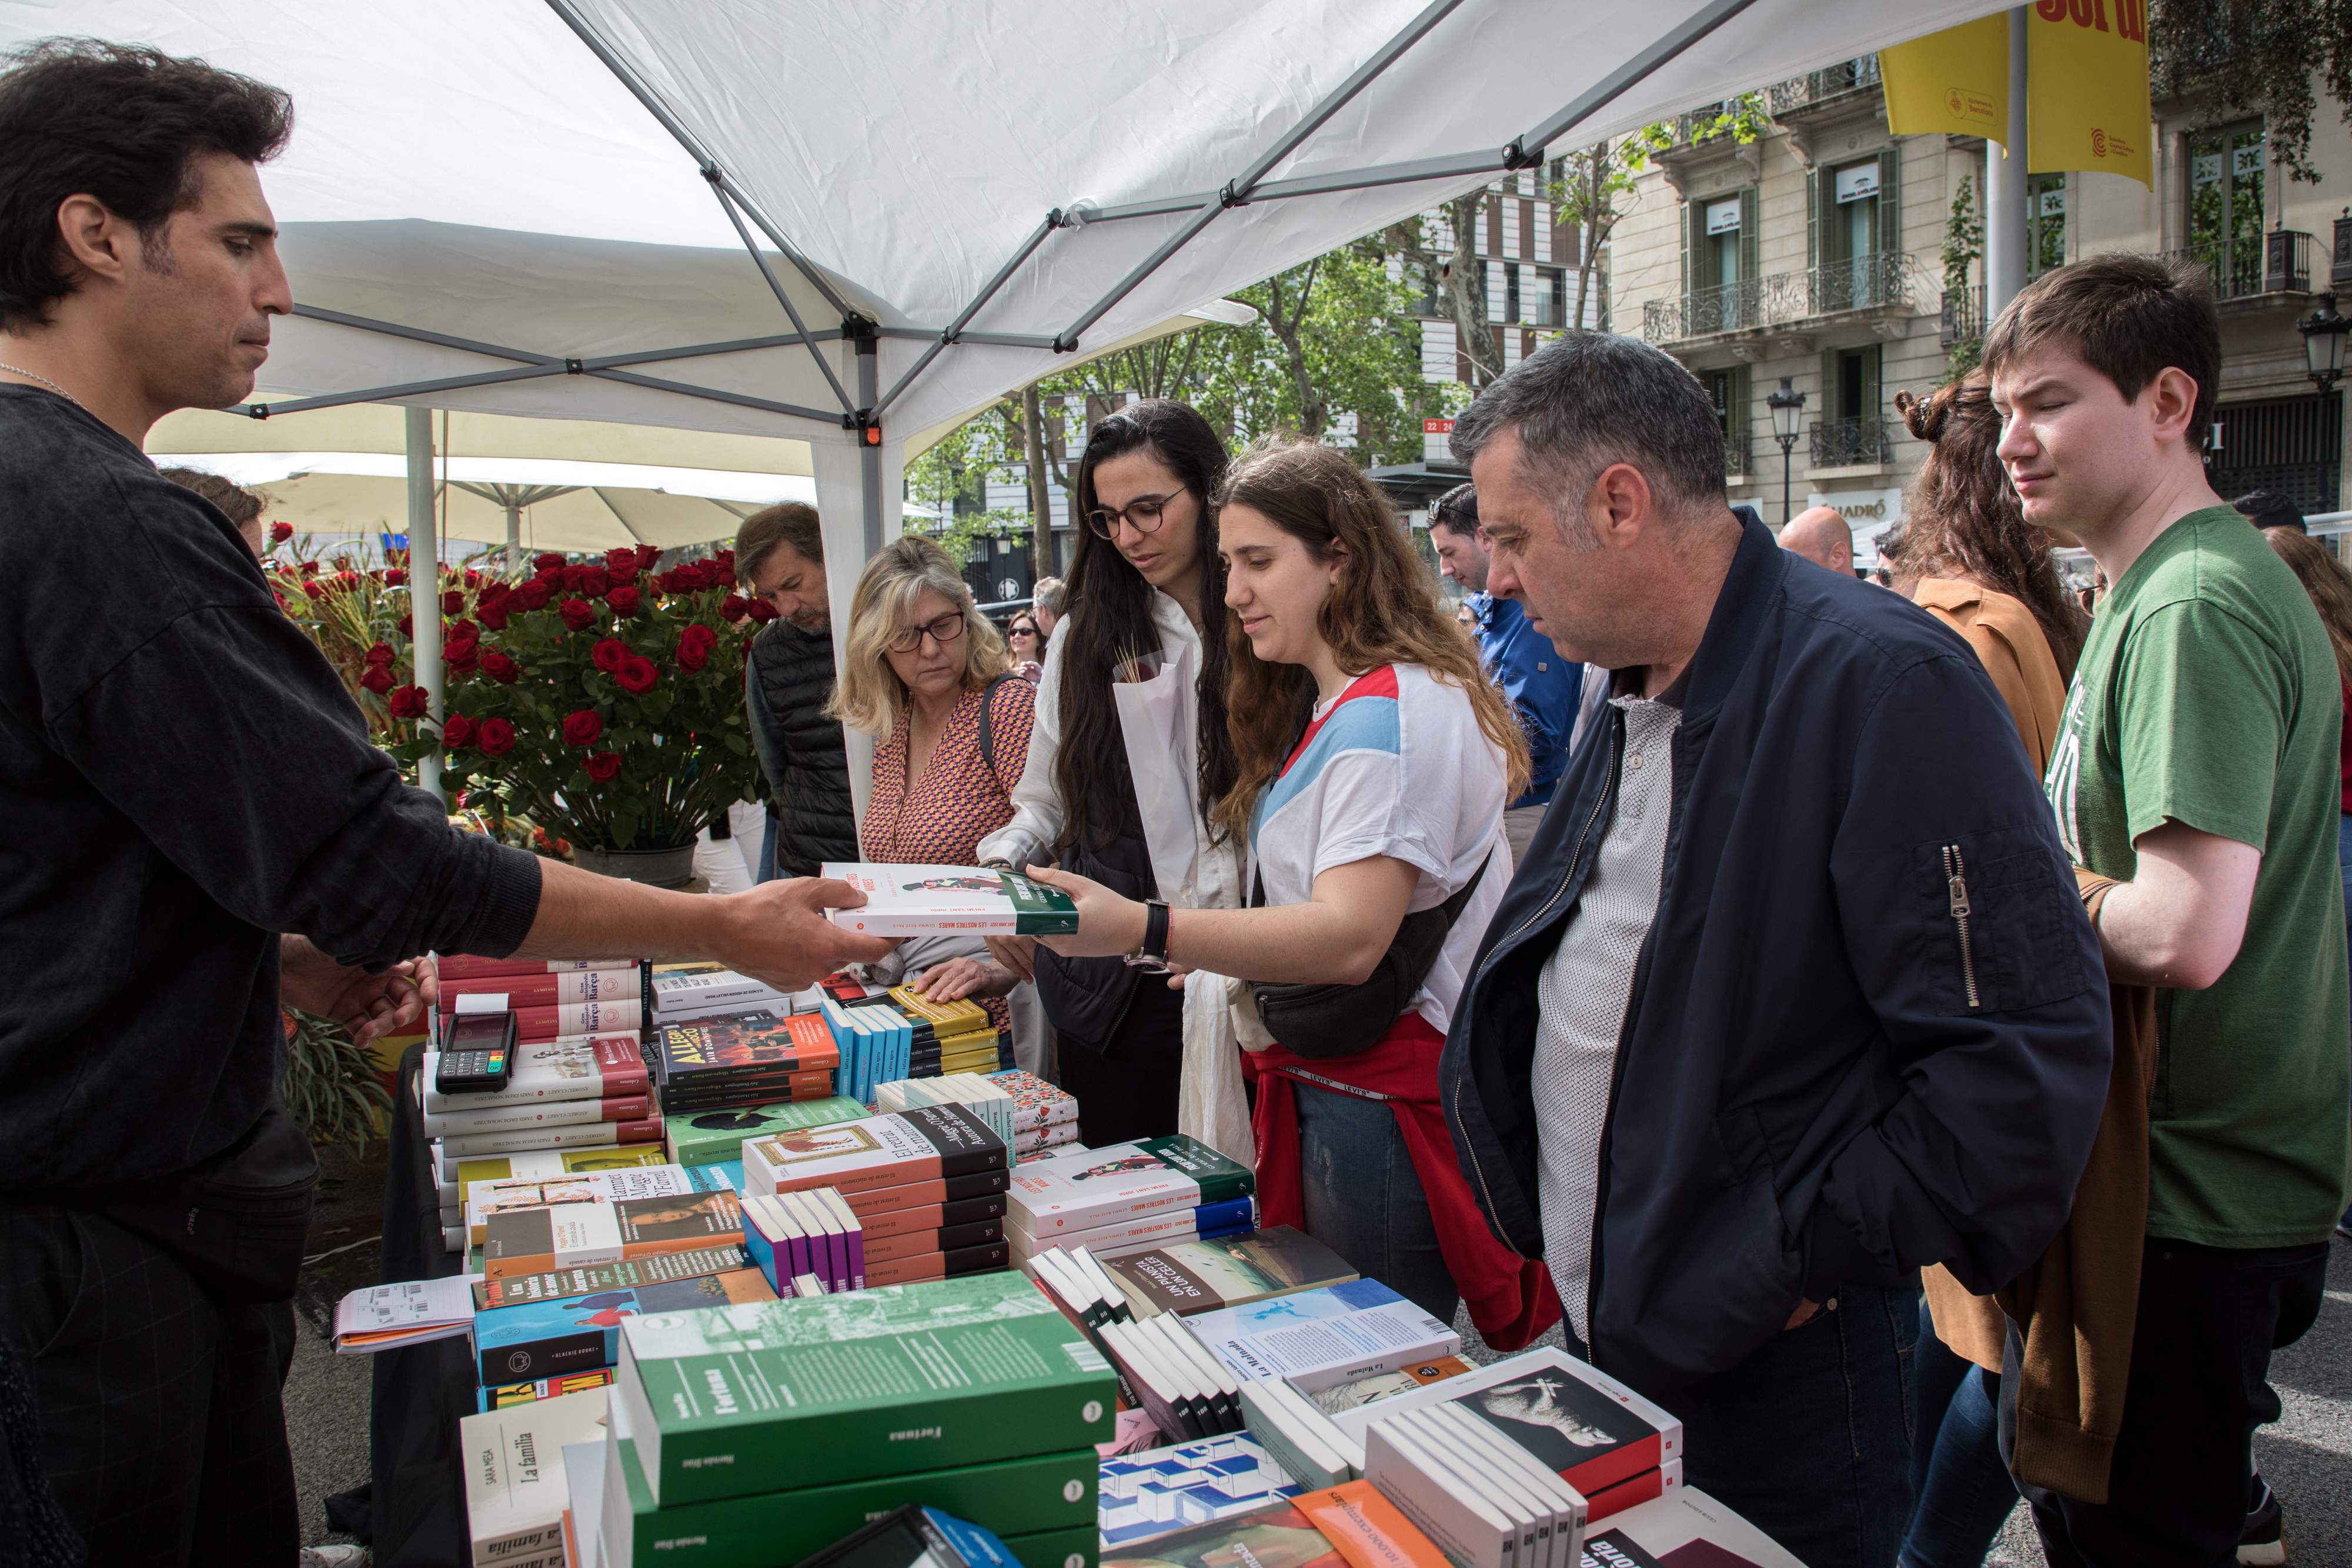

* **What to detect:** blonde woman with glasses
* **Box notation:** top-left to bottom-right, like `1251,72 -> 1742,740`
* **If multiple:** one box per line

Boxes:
831,536 -> 1038,1041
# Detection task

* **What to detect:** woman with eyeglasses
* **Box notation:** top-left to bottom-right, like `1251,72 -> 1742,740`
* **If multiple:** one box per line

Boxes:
830,535 -> 1037,1039
975,400 -> 1250,1158
1005,613 -> 1047,685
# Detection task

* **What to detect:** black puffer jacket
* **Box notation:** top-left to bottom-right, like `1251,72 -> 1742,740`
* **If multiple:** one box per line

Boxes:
744,618 -> 856,878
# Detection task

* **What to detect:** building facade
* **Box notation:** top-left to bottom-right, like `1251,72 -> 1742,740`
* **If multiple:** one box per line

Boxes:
1606,55 -> 2351,560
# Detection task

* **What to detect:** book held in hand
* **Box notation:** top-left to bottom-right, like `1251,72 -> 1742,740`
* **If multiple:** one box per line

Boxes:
820,862 -> 1080,937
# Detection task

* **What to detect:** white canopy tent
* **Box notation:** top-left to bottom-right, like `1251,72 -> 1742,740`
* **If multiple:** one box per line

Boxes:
7,0 -> 2011,800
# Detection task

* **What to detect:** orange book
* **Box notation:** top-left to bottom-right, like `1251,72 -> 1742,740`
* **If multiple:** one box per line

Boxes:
1100,1482 -> 1448,1568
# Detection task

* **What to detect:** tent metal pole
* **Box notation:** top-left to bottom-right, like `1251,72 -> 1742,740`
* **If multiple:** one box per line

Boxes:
405,406 -> 443,801
1511,0 -> 1763,158
875,328 -> 1061,349
504,498 -> 522,564
1051,0 -> 1472,349
240,363 -> 573,419
540,0 -> 857,320
857,339 -> 884,556
872,213 -> 1064,417
292,304 -> 559,364
593,328 -> 844,367
588,367 -> 844,424
1211,150 -> 1513,206
708,178 -> 858,414
1983,6 -> 2029,314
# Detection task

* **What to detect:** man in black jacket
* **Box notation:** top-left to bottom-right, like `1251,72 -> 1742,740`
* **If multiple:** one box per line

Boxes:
739,502 -> 858,879
0,41 -> 890,1564
1439,334 -> 2110,1568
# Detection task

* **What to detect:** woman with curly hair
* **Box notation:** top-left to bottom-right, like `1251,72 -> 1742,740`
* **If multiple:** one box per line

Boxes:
1030,439 -> 1544,1338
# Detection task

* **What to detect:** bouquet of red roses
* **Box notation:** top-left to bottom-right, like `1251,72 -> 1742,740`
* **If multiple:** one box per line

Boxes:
385,546 -> 774,852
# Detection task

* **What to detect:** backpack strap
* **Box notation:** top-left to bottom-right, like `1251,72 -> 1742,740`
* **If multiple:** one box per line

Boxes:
976,671 -> 1017,778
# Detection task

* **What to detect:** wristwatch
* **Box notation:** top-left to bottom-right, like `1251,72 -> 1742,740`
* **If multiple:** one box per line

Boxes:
1131,898 -> 1172,968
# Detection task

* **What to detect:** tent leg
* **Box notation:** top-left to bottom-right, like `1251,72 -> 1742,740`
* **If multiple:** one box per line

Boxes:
406,407 -> 444,801
858,337 -> 883,557
504,500 -> 522,569
1984,6 -> 2030,315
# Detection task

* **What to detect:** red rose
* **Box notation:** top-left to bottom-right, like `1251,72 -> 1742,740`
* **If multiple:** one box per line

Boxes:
445,638 -> 480,675
673,561 -> 711,591
606,585 -> 641,617
388,684 -> 430,720
481,650 -> 519,684
561,709 -> 604,747
577,565 -> 612,598
534,551 -> 564,571
582,751 -> 622,783
614,654 -> 657,694
299,560 -> 319,577
514,579 -> 553,611
302,580 -> 325,600
268,521 -> 293,545
383,566 -> 407,587
746,597 -> 779,623
447,618 -> 476,640
713,548 -> 735,576
476,601 -> 509,631
604,547 -> 640,580
674,624 -> 716,671
558,598 -> 596,632
441,713 -> 478,749
592,637 -> 629,674
719,593 -> 751,623
435,589 -> 459,616
398,613 -> 414,637
478,717 -> 516,755
362,642 -> 395,667
462,569 -> 481,588
359,666 -> 395,694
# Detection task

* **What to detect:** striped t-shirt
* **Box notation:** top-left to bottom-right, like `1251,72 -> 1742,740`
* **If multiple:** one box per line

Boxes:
1248,664 -> 1511,1035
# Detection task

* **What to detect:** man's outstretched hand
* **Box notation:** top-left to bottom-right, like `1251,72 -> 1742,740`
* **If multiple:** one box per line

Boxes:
713,877 -> 897,991
279,936 -> 438,1048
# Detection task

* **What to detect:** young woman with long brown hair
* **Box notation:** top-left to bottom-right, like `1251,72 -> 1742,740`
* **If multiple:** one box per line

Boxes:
975,400 -> 1248,1156
1032,439 -> 1538,1333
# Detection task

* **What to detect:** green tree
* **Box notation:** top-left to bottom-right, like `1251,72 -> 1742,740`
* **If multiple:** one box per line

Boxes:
2152,0 -> 2352,183
1943,172 -> 1985,380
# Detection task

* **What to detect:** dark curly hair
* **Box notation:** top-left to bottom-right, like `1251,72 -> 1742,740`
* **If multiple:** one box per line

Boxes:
0,38 -> 293,332
1889,371 -> 2090,678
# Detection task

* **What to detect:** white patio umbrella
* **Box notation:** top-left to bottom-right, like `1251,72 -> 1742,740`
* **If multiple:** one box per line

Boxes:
238,467 -> 804,555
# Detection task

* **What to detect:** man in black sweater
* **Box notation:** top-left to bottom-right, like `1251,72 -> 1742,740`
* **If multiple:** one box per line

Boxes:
738,502 -> 858,879
0,40 -> 890,1564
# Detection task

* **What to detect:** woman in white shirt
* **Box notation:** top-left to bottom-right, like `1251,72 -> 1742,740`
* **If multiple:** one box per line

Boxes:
1033,439 -> 1537,1332
977,400 -> 1249,1158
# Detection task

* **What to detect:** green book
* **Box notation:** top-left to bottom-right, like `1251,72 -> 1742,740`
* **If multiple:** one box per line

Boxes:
1137,1134 -> 1255,1205
615,1272 -> 1115,1507
664,1095 -> 869,1167
602,1429 -> 1096,1568
1004,1523 -> 1101,1568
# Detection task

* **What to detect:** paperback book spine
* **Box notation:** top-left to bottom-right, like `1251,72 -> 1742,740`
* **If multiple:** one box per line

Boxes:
421,1094 -> 650,1139
439,955 -> 640,981
440,967 -> 649,1011
439,1119 -> 664,1159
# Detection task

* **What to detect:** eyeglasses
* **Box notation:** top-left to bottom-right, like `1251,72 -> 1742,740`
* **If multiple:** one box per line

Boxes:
1008,623 -> 1038,638
1086,486 -> 1189,540
886,611 -> 968,654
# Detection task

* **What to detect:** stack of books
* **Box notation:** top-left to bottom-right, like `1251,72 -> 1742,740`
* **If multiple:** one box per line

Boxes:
820,989 -> 1011,1104
743,1105 -> 1013,1285
1007,1136 -> 1255,1263
594,1273 -> 1115,1568
1362,1399 -> 1591,1568
652,1004 -> 865,1168
989,1069 -> 1080,1161
888,986 -> 1008,1075
1238,1378 -> 1366,1489
462,1384 -> 612,1567
483,1189 -> 748,1281
438,955 -> 650,1044
740,1187 -> 866,1293
472,1261 -> 776,1390
1328,1349 -> 1685,1524
1098,1225 -> 1358,1320
877,1071 -> 1014,1143
650,961 -> 821,1025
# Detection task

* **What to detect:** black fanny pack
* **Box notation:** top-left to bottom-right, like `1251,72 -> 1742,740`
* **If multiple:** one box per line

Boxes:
1245,854 -> 1489,1059
64,1099 -> 319,1306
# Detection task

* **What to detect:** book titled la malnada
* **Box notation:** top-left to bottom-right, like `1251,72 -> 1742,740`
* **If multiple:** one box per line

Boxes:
821,862 -> 1080,937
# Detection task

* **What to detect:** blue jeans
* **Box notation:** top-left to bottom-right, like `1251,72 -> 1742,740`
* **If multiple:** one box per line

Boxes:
1900,1319 -> 2017,1567
1292,1079 -> 1458,1326
1673,1281 -> 1920,1568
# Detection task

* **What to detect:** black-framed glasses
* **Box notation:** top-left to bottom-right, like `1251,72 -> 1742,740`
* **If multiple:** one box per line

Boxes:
1008,621 -> 1039,638
886,611 -> 968,653
1086,486 -> 1189,540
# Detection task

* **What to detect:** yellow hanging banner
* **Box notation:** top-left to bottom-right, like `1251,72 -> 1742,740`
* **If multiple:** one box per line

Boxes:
2027,0 -> 2153,187
1880,15 -> 2009,145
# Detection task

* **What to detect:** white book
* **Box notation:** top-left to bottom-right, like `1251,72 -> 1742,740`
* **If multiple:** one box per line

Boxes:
563,1436 -> 607,1568
1238,1379 -> 1357,1488
1578,1487 -> 1799,1567
460,1385 -> 609,1567
1421,1401 -> 1588,1568
1183,1279 -> 1461,1393
820,862 -> 1080,937
1007,1141 -> 1204,1236
332,1276 -> 477,1353
1395,1406 -> 1549,1568
1365,1413 -> 1521,1568
463,1164 -> 699,1246
422,1093 -> 647,1140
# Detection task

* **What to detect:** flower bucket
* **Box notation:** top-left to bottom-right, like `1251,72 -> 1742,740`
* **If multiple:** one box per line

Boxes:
570,842 -> 697,888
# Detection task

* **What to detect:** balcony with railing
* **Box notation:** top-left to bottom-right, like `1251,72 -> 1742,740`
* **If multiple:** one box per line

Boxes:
2159,230 -> 2317,302
1810,416 -> 1896,468
1642,252 -> 1929,345
1723,428 -> 1752,477
1765,55 -> 1880,120
1940,283 -> 1987,346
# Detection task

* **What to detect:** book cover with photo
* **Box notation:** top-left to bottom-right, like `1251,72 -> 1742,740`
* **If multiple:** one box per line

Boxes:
1108,1226 -> 1357,1319
821,862 -> 1081,937
1099,1480 -> 1447,1568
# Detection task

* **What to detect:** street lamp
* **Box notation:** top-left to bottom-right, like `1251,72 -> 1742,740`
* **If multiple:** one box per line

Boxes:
1766,376 -> 1808,525
2300,292 -> 2349,395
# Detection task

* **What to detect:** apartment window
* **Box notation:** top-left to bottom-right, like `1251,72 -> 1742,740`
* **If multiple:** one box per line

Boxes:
1830,159 -> 1880,262
1681,188 -> 1758,330
1812,345 -> 1886,465
2187,120 -> 2266,296
2027,173 -> 2067,277
1702,365 -> 1752,474
1504,262 -> 1522,325
1705,198 -> 1743,290
1525,266 -> 1568,327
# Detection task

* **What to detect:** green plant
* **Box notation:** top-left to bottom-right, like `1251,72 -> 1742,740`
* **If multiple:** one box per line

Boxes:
1944,172 -> 1986,380
279,1009 -> 392,1150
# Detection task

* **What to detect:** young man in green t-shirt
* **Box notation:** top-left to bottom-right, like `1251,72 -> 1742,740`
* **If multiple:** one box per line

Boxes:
1987,253 -> 2350,1566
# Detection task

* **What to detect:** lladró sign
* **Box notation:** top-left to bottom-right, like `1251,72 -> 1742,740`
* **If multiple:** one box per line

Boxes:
1806,487 -> 1907,567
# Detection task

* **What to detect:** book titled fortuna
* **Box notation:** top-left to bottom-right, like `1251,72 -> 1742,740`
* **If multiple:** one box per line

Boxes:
820,863 -> 1078,937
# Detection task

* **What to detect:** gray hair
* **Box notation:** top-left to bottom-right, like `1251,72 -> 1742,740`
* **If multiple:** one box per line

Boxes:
1031,576 -> 1066,616
1449,333 -> 1725,532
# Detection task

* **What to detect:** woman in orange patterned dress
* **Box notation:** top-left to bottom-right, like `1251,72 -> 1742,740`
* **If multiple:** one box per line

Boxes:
832,536 -> 1036,1033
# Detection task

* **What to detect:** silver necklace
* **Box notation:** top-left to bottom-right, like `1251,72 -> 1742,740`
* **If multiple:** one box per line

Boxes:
0,363 -> 83,410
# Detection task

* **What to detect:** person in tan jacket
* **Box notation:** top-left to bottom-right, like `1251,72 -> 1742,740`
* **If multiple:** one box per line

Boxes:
1883,374 -> 2110,1568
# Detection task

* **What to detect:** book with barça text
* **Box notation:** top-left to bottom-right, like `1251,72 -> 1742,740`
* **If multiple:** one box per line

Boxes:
484,1191 -> 745,1279
820,862 -> 1080,938
1329,1348 -> 1682,1524
612,1271 -> 1115,1507
423,1034 -> 649,1113
742,1105 -> 1005,1198
439,965 -> 649,1012
502,997 -> 645,1042
1096,1479 -> 1449,1568
663,1095 -> 870,1168
1575,1487 -> 1799,1568
438,954 -> 640,982
439,1117 -> 664,1161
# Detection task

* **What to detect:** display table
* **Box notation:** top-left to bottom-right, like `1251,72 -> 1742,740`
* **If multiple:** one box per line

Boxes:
362,1044 -> 480,1566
